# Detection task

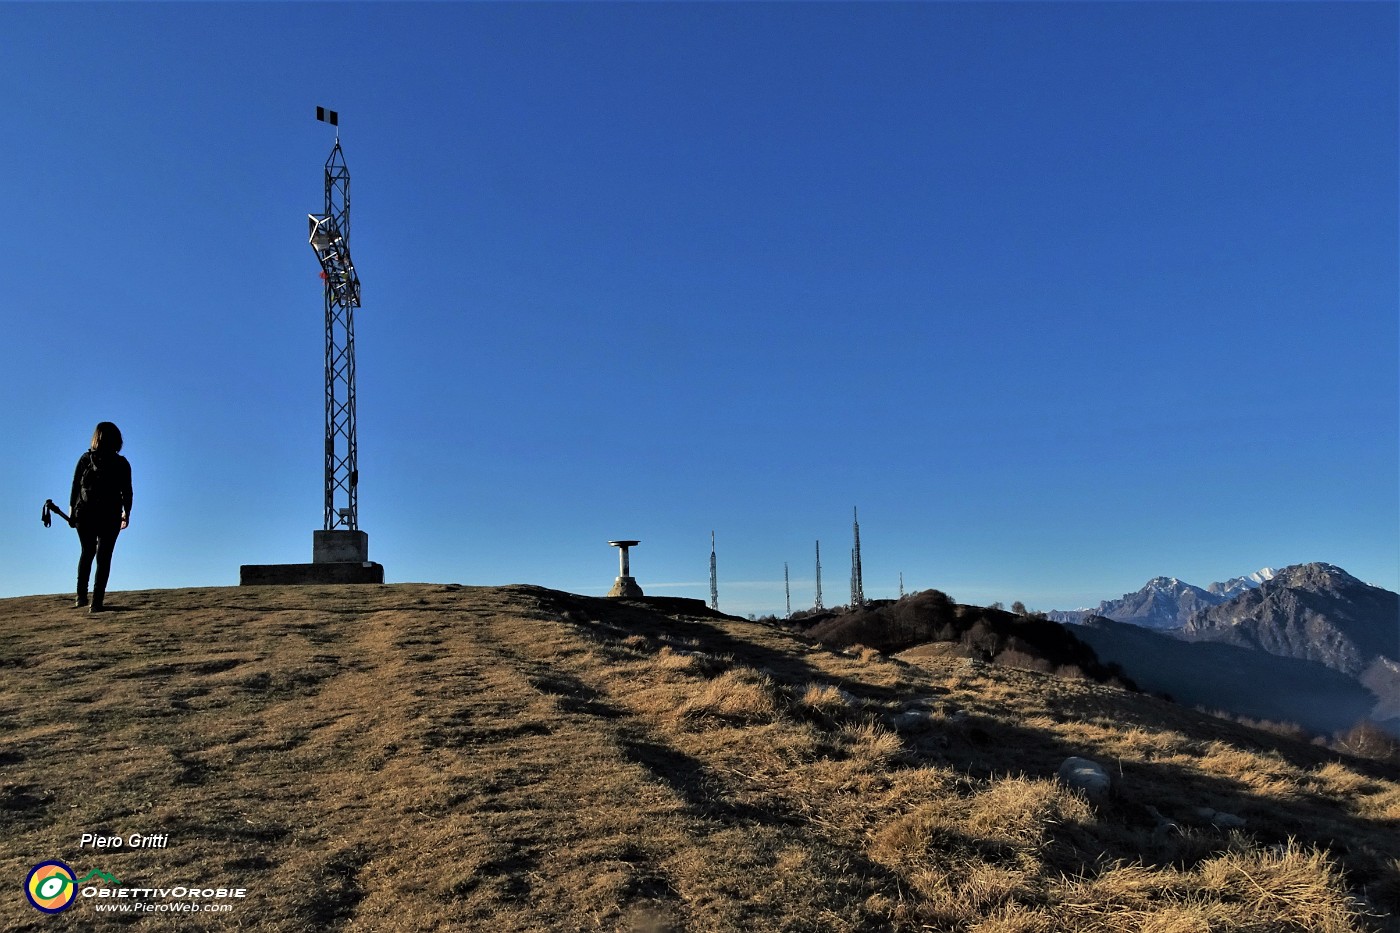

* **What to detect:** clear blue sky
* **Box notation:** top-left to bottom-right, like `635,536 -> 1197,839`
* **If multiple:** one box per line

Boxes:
3,2 -> 1396,616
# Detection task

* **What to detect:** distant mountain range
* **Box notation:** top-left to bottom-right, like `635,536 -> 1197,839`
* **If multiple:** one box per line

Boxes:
1057,563 -> 1400,736
1047,568 -> 1277,630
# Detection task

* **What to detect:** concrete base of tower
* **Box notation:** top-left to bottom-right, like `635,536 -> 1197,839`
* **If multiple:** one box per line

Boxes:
606,576 -> 644,598
240,529 -> 383,585
239,561 -> 384,586
314,530 -> 369,563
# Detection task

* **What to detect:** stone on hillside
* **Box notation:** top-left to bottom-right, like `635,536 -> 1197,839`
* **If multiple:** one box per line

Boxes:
890,709 -> 936,731
1194,807 -> 1246,830
1057,756 -> 1113,802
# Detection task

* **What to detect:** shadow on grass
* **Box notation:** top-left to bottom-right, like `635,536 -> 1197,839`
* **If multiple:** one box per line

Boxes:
516,586 -> 839,689
619,733 -> 801,829
906,706 -> 1400,914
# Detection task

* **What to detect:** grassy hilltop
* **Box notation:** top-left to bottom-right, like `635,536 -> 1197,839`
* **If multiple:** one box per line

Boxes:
2,584 -> 1399,931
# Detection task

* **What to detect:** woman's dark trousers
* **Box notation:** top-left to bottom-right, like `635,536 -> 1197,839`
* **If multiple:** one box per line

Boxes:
77,520 -> 121,610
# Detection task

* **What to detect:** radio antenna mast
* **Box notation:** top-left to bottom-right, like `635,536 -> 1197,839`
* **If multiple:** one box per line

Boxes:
851,507 -> 865,607
709,531 -> 718,611
814,540 -> 824,610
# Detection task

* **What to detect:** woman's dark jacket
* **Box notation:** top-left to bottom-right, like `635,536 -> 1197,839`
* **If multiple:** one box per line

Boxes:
70,450 -> 133,526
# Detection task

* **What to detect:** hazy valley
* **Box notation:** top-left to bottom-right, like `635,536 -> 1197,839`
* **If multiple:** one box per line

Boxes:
1044,563 -> 1400,743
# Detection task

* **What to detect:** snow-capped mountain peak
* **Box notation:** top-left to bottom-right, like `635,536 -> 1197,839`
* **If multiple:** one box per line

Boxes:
1207,568 -> 1278,599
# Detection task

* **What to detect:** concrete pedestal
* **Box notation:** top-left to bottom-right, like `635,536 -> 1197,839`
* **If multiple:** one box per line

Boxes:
607,576 -> 644,598
605,540 -> 642,597
240,530 -> 383,586
240,561 -> 384,585
314,530 -> 369,563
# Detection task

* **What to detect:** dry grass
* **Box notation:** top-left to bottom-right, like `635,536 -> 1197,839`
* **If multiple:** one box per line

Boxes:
673,666 -> 782,726
1043,841 -> 1363,933
796,681 -> 855,718
1,583 -> 1398,931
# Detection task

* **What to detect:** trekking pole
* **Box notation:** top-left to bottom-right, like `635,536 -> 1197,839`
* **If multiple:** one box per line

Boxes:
41,499 -> 72,528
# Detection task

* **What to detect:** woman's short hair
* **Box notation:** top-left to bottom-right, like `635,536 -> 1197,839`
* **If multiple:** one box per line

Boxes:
90,422 -> 123,453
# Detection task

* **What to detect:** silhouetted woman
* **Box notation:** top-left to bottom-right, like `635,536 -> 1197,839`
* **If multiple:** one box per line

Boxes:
70,422 -> 133,612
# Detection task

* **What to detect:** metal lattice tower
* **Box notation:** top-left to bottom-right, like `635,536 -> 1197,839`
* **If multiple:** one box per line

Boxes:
784,562 -> 791,619
709,531 -> 718,611
814,540 -> 824,610
308,116 -> 363,532
851,507 -> 865,607
899,571 -> 905,598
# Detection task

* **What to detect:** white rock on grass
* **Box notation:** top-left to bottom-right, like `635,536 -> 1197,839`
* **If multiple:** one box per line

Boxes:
889,709 -> 936,731
1058,757 -> 1113,802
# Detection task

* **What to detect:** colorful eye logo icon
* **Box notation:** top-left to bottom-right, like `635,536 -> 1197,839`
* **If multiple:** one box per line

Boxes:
26,861 -> 77,913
